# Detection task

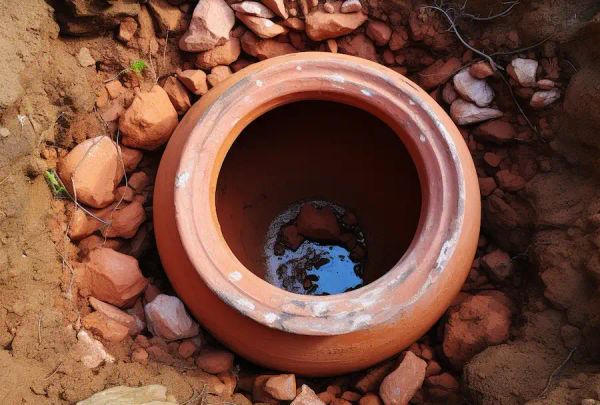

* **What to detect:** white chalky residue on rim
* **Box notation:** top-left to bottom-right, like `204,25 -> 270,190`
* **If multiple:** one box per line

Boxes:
264,312 -> 279,323
256,79 -> 263,87
175,171 -> 190,188
349,285 -> 385,309
352,314 -> 372,329
328,74 -> 345,83
228,271 -> 242,282
236,298 -> 255,311
311,302 -> 329,317
296,65 -> 302,71
385,82 -> 466,312
419,134 -> 426,142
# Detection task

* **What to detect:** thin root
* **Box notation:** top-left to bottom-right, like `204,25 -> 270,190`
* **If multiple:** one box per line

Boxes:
538,347 -> 576,398
462,1 -> 519,21
37,314 -> 43,344
421,4 -> 502,71
497,70 -> 538,135
491,34 -> 554,56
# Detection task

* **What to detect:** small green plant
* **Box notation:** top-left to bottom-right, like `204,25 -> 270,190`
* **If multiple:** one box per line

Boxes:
130,59 -> 148,76
44,169 -> 67,198
103,59 -> 151,84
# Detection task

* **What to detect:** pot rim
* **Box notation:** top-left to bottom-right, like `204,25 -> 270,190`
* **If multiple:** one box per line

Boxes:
173,53 -> 467,336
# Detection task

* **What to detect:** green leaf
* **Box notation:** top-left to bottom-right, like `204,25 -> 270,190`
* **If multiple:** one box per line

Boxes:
130,59 -> 148,75
44,170 -> 68,198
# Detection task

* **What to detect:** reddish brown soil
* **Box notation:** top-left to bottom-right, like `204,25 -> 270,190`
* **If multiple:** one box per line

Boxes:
1,0 -> 600,404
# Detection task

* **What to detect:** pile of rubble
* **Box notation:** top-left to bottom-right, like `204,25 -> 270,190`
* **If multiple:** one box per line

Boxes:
44,0 -> 570,403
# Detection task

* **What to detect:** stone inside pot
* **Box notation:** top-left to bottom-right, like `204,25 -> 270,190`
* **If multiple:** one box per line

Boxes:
264,200 -> 368,295
216,100 -> 422,294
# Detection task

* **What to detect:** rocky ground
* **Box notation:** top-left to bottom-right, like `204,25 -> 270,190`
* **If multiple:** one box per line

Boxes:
0,0 -> 600,404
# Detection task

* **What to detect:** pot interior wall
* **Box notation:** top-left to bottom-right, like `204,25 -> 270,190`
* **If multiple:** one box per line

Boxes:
215,100 -> 421,288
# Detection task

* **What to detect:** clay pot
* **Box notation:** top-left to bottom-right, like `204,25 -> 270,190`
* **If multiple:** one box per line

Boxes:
154,53 -> 480,376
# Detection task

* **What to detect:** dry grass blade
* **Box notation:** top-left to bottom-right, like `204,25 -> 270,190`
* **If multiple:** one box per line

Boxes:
0,174 -> 10,186
37,313 -> 43,344
44,361 -> 63,380
538,347 -> 577,398
181,384 -> 207,405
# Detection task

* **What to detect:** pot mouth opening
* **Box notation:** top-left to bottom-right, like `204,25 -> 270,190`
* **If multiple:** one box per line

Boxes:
215,100 -> 422,297
175,53 -> 465,335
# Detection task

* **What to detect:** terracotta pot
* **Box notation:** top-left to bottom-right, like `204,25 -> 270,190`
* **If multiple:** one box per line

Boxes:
154,53 -> 480,376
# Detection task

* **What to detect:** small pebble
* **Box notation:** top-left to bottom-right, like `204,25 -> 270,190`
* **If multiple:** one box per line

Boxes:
76,47 -> 96,67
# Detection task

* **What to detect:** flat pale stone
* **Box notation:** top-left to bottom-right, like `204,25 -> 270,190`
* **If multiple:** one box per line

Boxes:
265,374 -> 297,400
450,99 -> 503,125
74,330 -> 115,369
305,2 -> 367,41
291,385 -> 325,405
530,89 -> 560,109
144,294 -> 199,341
178,0 -> 235,52
236,13 -> 287,39
509,58 -> 538,87
453,69 -> 494,107
340,0 -> 362,13
77,47 -> 95,67
76,385 -> 177,405
231,1 -> 275,18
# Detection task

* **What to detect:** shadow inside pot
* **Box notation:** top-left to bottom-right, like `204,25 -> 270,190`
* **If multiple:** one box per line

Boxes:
216,100 -> 421,294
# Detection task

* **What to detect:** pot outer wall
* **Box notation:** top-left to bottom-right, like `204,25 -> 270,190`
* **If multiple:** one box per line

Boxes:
153,53 -> 481,376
